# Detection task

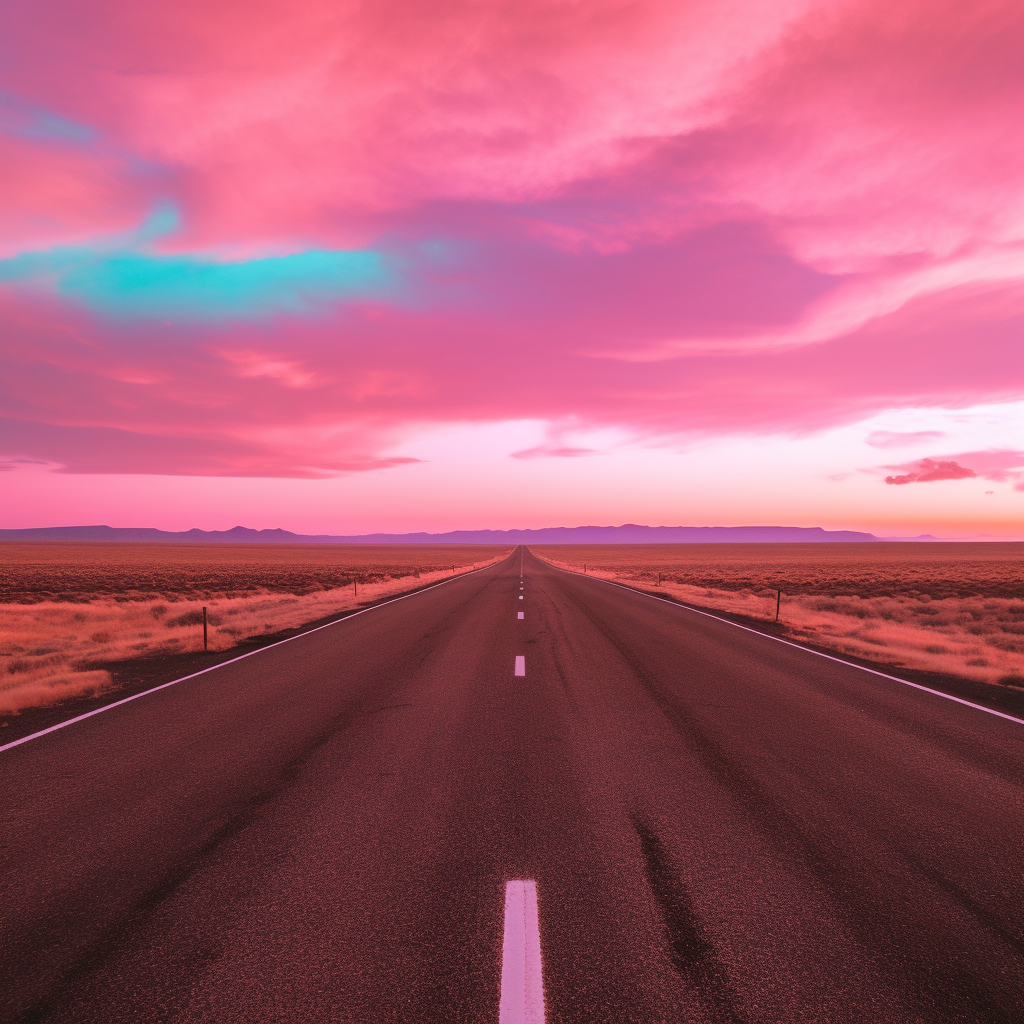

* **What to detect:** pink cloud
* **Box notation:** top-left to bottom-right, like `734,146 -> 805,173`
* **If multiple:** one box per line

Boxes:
1,0 -> 817,245
937,449 -> 1024,483
0,134 -> 153,257
706,0 -> 1023,270
511,445 -> 597,460
0,0 -> 1021,498
881,450 -> 1024,486
1,272 -> 1020,476
866,430 -> 946,449
218,350 -> 316,389
0,417 -> 421,478
884,459 -> 977,486
3,0 -> 1019,261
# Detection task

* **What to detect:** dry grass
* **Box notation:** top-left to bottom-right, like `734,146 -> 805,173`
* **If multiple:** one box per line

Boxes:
0,544 -> 509,714
0,542 -> 508,603
535,543 -> 1024,687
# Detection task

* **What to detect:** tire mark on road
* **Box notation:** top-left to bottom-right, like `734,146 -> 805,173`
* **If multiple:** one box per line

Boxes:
633,818 -> 743,1024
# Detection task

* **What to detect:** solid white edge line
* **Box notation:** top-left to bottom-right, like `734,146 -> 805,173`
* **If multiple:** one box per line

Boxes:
0,558 -> 506,754
499,879 -> 545,1024
542,559 -> 1024,726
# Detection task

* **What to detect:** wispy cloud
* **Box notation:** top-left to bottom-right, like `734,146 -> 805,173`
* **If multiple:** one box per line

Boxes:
511,445 -> 597,460
880,450 -> 1024,486
884,459 -> 977,485
866,430 -> 945,449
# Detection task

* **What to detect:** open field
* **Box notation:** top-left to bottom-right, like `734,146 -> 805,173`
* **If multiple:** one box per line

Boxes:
0,542 -> 509,603
0,543 -> 510,713
535,543 -> 1024,688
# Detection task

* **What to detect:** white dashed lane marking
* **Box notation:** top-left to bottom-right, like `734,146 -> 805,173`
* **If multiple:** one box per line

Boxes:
499,880 -> 545,1023
515,656 -> 526,676
518,612 -> 524,619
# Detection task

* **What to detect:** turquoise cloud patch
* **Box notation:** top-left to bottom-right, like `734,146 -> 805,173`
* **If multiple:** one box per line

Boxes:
0,244 -> 394,321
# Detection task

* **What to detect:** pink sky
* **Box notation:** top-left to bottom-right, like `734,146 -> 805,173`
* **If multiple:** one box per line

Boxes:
2,0 -> 1022,536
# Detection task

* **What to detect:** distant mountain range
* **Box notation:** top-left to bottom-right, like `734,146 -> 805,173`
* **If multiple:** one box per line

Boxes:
0,524 -> 939,544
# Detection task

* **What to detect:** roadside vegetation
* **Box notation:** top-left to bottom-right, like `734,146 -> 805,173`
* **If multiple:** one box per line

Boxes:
535,543 -> 1024,688
0,544 -> 509,714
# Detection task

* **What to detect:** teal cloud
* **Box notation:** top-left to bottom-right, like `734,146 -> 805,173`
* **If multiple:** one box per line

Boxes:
0,243 -> 394,321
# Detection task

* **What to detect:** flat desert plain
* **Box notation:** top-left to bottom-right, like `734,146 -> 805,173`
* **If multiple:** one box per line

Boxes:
0,543 -> 510,713
535,543 -> 1024,688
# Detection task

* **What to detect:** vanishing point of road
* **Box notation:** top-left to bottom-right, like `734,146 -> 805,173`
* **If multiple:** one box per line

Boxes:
2,548 -> 1022,1022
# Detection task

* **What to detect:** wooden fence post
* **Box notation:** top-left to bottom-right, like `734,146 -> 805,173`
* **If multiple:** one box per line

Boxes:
203,606 -> 208,651
775,589 -> 781,622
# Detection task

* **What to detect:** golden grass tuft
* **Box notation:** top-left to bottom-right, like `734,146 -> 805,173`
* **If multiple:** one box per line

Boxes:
0,546 -> 509,714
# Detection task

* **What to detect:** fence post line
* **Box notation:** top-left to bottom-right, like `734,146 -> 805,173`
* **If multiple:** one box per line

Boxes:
203,606 -> 208,651
354,580 -> 358,598
775,589 -> 781,622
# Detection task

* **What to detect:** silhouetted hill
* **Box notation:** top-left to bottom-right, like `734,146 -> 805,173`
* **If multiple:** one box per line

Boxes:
0,524 -> 939,544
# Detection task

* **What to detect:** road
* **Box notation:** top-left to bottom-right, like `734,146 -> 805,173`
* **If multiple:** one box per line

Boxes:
2,548 -> 1022,1023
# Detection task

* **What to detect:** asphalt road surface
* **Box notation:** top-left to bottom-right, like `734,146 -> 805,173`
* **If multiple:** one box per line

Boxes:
2,548 -> 1022,1023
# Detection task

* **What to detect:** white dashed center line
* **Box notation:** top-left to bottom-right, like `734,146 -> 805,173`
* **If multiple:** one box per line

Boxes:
519,595 -> 523,600
499,880 -> 545,1023
515,656 -> 526,676
518,612 -> 524,619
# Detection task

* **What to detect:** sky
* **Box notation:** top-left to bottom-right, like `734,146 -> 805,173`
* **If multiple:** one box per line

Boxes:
1,0 -> 1022,537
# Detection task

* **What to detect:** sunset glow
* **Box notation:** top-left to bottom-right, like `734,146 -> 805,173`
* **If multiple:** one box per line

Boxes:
2,0 -> 1022,535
